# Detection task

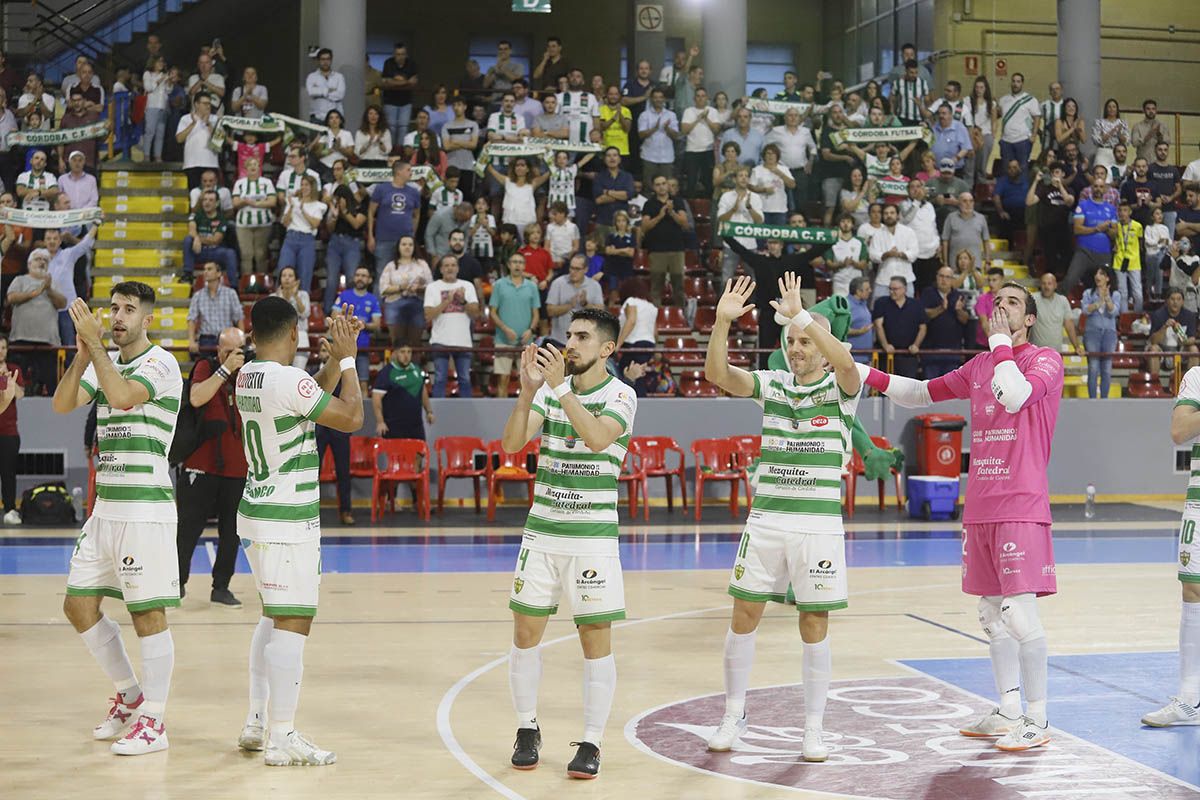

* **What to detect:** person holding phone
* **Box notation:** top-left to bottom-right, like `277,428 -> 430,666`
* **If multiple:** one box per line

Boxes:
0,335 -> 23,525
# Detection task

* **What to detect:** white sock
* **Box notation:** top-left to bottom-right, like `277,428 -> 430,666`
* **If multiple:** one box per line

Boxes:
581,654 -> 616,746
79,615 -> 141,702
1019,637 -> 1049,726
247,617 -> 273,725
802,637 -> 831,731
265,630 -> 307,743
723,629 -> 756,718
990,635 -> 1023,718
509,644 -> 542,729
1180,601 -> 1200,706
138,630 -> 174,724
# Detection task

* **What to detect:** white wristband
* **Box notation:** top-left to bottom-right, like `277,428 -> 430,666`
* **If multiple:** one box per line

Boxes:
772,309 -> 814,330
552,383 -> 571,399
338,356 -> 356,373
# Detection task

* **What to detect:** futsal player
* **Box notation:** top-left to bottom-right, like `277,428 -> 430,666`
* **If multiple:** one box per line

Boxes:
704,273 -> 863,762
52,286 -> 183,755
862,282 -> 1063,751
232,298 -> 364,766
1142,366 -> 1200,726
500,309 -> 638,779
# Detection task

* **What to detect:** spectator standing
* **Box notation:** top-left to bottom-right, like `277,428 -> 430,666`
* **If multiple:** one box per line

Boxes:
543,149 -> 587,221
680,87 -> 721,199
176,327 -> 248,606
334,265 -> 384,390
231,157 -> 277,275
919,265 -> 968,378
972,266 -> 1005,347
532,36 -> 570,91
486,157 -> 549,244
544,201 -> 580,270
312,341 -> 357,525
1177,187 -> 1200,254
381,43 -> 419,143
890,59 -> 930,127
637,88 -> 680,186
1145,206 -> 1171,300
377,235 -> 431,347
141,55 -> 170,160
546,254 -> 604,346
816,103 -> 855,226
1148,141 -> 1182,235
441,99 -> 478,195
1030,272 -> 1083,354
592,147 -> 634,245
1053,97 -> 1086,156
183,189 -> 236,282
517,225 -> 553,295
1081,266 -> 1121,398
941,191 -> 990,276
996,73 -> 1039,173
992,158 -> 1029,240
273,266 -> 311,369
1091,98 -> 1129,169
598,85 -> 632,158
425,201 -> 473,260
7,248 -> 64,394
489,252 -> 541,397
368,161 -> 422,268
929,105 -> 972,173
175,93 -> 219,189
720,107 -> 764,167
356,105 -> 393,167
278,174 -> 327,292
44,226 -> 95,346
825,214 -> 869,296
900,179 -> 941,292
966,77 -> 996,187
511,80 -> 542,131
615,278 -> 658,371
316,110 -> 355,175
186,260 -> 243,356
766,107 -> 816,211
424,85 -> 454,138
556,69 -> 600,146
372,344 -> 434,439
424,257 -> 480,397
872,276 -> 927,378
16,73 -> 53,128
230,66 -> 268,119
0,336 -> 22,523
1025,160 -> 1075,277
751,144 -> 795,226
58,151 -> 99,211
1169,240 -> 1200,311
62,58 -> 104,111
868,204 -> 918,300
323,183 -> 367,311
1062,168 -> 1117,293
716,166 -> 764,284
486,91 -> 527,215
188,168 -> 233,213
55,88 -> 103,169
1113,200 -> 1144,312
1036,81 -> 1064,157
603,210 -> 636,298
187,52 -> 225,114
847,277 -> 875,363
306,48 -> 346,122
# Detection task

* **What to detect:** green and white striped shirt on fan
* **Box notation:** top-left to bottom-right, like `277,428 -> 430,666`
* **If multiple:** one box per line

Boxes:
524,375 -> 638,557
749,369 -> 860,533
82,345 -> 183,523
232,176 -> 276,227
235,360 -> 332,543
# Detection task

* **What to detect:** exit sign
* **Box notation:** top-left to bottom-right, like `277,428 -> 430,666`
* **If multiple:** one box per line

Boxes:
513,0 -> 551,12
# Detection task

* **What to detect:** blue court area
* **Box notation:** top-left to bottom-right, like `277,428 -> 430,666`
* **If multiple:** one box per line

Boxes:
906,653 -> 1200,790
0,527 -> 1183,575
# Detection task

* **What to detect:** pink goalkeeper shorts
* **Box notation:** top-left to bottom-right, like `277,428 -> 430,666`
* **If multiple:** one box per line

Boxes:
961,522 -> 1057,598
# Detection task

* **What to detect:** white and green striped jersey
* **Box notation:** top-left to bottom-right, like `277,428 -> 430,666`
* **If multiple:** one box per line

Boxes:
548,164 -> 578,210
82,345 -> 182,523
524,375 -> 637,556
232,177 -> 276,227
235,360 -> 332,542
1177,367 -> 1200,502
555,91 -> 599,144
429,186 -> 463,215
487,111 -> 521,170
749,369 -> 860,533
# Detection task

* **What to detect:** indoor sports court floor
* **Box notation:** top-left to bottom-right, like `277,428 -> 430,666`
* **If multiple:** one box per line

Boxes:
3,501 -> 1199,799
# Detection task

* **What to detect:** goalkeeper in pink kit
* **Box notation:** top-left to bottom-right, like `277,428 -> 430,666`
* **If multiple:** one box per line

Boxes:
863,281 -> 1063,752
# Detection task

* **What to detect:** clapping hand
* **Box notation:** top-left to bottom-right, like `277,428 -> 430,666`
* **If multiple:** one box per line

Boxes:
716,275 -> 757,324
535,344 -> 566,389
518,343 -> 544,393
68,298 -> 103,349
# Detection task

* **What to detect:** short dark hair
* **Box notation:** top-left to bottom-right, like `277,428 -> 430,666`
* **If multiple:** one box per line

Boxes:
546,36 -> 562,46
604,145 -> 621,159
650,87 -> 665,97
947,80 -> 961,92
1001,281 -> 1037,317
111,281 -> 157,307
502,90 -> 516,101
889,276 -> 908,287
570,307 -> 620,343
317,48 -> 332,58
250,296 -> 298,345
1049,161 -> 1066,173
1167,287 -> 1185,301
498,39 -> 511,48
445,165 -> 461,180
901,42 -> 916,52
987,267 -> 1005,277
1013,72 -> 1025,81
549,201 -> 569,215
394,42 -> 407,50
512,77 -> 527,88
849,276 -> 868,295
1144,98 -> 1157,109
904,59 -> 918,70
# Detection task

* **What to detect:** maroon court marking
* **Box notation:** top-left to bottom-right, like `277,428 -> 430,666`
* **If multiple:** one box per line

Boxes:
628,676 -> 1200,799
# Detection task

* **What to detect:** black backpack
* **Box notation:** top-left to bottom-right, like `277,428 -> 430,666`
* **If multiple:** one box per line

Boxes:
21,482 -> 76,524
168,358 -> 229,466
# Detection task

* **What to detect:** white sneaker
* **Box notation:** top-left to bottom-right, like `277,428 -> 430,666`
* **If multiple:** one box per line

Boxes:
958,707 -> 1021,738
111,715 -> 169,755
238,722 -> 266,751
1142,697 -> 1200,727
706,713 -> 747,751
4,509 -> 21,525
802,727 -> 829,763
995,716 -> 1051,751
93,693 -> 143,740
264,730 -> 337,766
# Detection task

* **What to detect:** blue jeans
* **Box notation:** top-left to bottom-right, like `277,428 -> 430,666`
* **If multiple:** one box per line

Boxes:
278,230 -> 317,292
141,107 -> 167,160
384,104 -> 412,147
431,349 -> 472,398
999,139 -> 1033,175
922,354 -> 961,379
182,236 -> 239,284
1116,267 -> 1143,313
58,310 -> 75,349
1084,326 -> 1117,399
374,239 -> 398,271
323,233 -> 362,311
1146,250 -> 1167,296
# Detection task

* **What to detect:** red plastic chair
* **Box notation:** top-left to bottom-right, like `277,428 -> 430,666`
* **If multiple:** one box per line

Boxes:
371,439 -> 431,522
737,307 -> 759,335
869,435 -> 905,512
661,336 -> 704,366
349,436 -> 378,479
691,437 -> 750,520
617,450 -> 646,520
629,436 -> 688,517
473,305 -> 496,333
841,448 -> 865,519
657,306 -> 691,334
317,446 -> 342,508
238,272 -> 275,299
434,436 -> 487,513
683,277 -> 716,306
486,438 -> 540,521
729,434 -> 762,498
308,303 -> 327,333
694,307 -> 717,334
679,370 -> 720,397
691,197 -> 712,221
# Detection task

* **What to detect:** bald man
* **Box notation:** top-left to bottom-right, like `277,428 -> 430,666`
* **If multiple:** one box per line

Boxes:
175,327 -> 249,607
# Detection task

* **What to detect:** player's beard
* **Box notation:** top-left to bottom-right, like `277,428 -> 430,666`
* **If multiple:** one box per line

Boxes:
565,355 -> 595,376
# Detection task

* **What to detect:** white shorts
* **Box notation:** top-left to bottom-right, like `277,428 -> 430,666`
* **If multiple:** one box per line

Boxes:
66,517 -> 180,612
243,539 -> 322,617
1179,504 -> 1200,584
728,521 -> 848,612
509,548 -> 626,625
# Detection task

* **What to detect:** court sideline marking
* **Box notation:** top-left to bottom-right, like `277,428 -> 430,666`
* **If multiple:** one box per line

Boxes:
436,581 -> 960,800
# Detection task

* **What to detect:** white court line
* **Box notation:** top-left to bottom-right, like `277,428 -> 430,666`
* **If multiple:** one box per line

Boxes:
436,581 -> 960,799
204,541 -> 216,570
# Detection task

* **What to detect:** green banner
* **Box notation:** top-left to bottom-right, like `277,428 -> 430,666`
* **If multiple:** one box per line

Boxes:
5,121 -> 109,148
830,125 -> 934,148
348,167 -> 393,184
513,0 -> 551,12
720,221 -> 839,245
220,115 -> 286,134
743,98 -> 831,117
875,177 -> 911,196
0,206 -> 103,227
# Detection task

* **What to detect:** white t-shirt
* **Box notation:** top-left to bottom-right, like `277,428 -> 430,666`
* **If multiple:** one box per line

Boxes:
276,167 -> 321,198
751,165 -> 789,214
970,98 -> 993,130
556,91 -> 600,144
997,92 -> 1039,144
502,181 -> 537,228
319,129 -> 355,169
857,221 -> 883,255
681,106 -> 719,152
17,93 -> 55,128
1145,223 -> 1171,255
765,125 -> 817,169
545,220 -> 580,263
620,297 -> 657,343
143,71 -> 169,110
285,198 -> 327,235
424,279 -> 478,347
176,113 -> 219,169
717,189 -> 764,249
828,237 -> 868,296
187,72 -> 226,113
233,177 -> 277,227
1183,158 -> 1200,184
189,185 -> 233,212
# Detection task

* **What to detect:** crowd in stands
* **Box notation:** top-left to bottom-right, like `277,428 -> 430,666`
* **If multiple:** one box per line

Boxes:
3,34 -> 1200,406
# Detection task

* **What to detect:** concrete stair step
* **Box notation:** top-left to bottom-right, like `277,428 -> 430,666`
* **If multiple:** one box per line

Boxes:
101,161 -> 184,173
101,195 -> 189,215
96,248 -> 183,268
98,221 -> 187,243
101,170 -> 187,191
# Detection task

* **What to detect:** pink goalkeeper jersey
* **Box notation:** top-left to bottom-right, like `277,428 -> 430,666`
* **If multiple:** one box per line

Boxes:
930,343 -> 1064,524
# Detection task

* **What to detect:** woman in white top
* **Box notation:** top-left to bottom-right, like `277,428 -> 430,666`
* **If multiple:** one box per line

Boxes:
486,156 -> 551,244
966,77 -> 997,188
274,265 -> 312,369
839,166 -> 875,227
615,279 -> 659,370
278,174 -> 326,293
141,55 -> 169,161
322,159 -> 364,205
355,104 -> 392,166
1092,98 -> 1130,169
751,143 -> 795,224
711,91 -> 734,134
1144,206 -> 1172,300
229,67 -> 269,119
317,110 -> 355,172
377,234 -> 433,348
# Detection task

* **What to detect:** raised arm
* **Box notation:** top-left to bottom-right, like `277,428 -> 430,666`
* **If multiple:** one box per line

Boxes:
501,344 -> 547,451
704,276 -> 757,397
772,272 -> 860,395
67,299 -> 151,410
310,316 -> 364,433
52,337 -> 93,413
535,345 -> 625,452
985,301 -> 1059,413
1172,400 -> 1200,445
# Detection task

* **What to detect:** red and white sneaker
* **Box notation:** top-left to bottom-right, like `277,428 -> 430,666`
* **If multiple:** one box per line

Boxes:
93,693 -> 143,740
111,715 -> 169,755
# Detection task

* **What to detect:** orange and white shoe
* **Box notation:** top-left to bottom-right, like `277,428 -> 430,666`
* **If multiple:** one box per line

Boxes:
958,707 -> 1020,738
111,715 -> 169,755
93,693 -> 143,740
994,716 -> 1051,751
